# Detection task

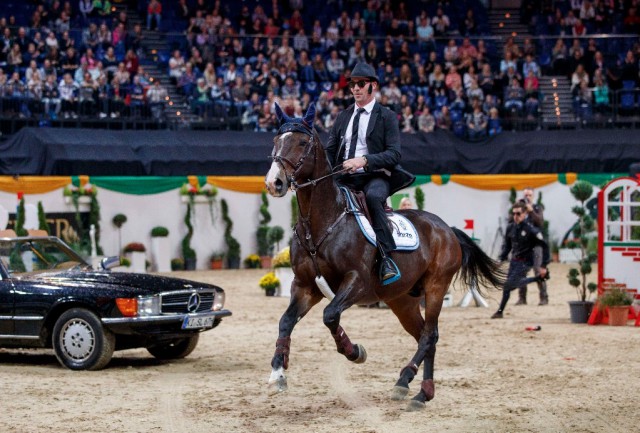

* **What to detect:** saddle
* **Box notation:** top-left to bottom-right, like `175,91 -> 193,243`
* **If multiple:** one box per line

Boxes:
340,187 -> 419,251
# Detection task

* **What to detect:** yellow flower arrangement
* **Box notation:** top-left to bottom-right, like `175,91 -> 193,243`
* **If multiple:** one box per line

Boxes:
244,254 -> 261,269
259,272 -> 280,290
272,246 -> 291,268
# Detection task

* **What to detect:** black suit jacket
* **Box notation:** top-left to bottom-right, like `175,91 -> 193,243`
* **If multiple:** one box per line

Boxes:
325,102 -> 415,194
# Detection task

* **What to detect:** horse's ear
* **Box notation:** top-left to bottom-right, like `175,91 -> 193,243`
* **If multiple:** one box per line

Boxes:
303,103 -> 316,127
274,102 -> 287,125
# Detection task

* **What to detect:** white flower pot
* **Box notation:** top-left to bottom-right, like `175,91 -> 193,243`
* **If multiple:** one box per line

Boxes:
151,236 -> 171,272
129,251 -> 147,273
275,267 -> 294,297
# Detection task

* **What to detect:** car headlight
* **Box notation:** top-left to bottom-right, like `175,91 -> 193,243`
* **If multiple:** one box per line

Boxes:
212,291 -> 225,311
138,296 -> 160,315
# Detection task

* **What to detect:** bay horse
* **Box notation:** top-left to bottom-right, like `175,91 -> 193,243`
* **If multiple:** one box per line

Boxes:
264,103 -> 504,411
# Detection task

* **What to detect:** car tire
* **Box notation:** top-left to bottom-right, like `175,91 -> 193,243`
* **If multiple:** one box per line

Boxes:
52,308 -> 115,370
147,334 -> 199,360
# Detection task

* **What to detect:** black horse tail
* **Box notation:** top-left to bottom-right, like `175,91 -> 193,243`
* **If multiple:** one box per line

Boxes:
451,227 -> 506,294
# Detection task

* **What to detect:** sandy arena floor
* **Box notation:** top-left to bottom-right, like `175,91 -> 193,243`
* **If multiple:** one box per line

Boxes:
1,263 -> 638,433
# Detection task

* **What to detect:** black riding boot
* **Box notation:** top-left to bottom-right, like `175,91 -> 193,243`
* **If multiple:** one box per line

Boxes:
377,242 -> 400,285
515,287 -> 527,305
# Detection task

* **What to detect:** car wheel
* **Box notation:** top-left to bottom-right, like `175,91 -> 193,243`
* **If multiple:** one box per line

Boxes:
147,334 -> 199,360
52,308 -> 115,370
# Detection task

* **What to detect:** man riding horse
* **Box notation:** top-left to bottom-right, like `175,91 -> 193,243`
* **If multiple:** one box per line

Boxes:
325,62 -> 415,285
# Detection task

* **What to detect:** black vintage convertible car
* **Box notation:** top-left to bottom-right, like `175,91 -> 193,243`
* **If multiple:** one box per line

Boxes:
0,234 -> 232,370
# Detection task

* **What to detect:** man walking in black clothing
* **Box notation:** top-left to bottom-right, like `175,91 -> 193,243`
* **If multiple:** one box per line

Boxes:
515,186 -> 550,306
492,202 -> 549,319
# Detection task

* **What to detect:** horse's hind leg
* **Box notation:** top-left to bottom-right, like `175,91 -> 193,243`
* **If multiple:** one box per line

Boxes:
386,290 -> 444,411
406,291 -> 445,411
268,284 -> 322,395
385,295 -> 426,401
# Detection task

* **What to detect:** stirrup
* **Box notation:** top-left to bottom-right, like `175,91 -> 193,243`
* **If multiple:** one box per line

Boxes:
379,257 -> 401,286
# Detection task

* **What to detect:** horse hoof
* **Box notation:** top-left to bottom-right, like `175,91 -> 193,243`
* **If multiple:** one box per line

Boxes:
268,377 -> 288,395
406,399 -> 426,412
390,386 -> 409,401
354,344 -> 367,363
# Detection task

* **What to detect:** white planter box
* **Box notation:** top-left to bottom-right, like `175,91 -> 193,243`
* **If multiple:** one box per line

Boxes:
275,267 -> 294,297
151,237 -> 171,272
559,248 -> 582,263
128,251 -> 147,273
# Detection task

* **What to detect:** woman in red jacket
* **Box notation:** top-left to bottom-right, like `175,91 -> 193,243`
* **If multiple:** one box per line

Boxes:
147,0 -> 162,31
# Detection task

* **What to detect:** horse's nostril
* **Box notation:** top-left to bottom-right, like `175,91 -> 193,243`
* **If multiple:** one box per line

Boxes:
275,179 -> 283,192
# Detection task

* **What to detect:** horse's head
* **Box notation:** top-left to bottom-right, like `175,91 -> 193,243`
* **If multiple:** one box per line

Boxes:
265,102 -> 318,197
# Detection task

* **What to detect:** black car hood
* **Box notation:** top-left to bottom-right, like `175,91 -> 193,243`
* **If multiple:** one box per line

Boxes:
24,270 -> 217,295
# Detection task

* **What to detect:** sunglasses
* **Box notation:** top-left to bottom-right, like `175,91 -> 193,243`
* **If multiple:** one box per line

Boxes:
348,80 -> 370,89
512,211 -> 523,216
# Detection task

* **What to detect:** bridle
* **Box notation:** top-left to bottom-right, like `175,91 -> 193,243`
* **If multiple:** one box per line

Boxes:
271,121 -> 351,277
271,122 -> 349,191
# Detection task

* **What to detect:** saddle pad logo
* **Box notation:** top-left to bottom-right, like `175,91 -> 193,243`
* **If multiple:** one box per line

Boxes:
340,186 -> 419,250
354,212 -> 420,250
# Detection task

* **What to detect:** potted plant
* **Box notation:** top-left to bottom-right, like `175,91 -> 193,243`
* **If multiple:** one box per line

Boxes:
15,197 -> 28,236
221,199 -> 241,269
267,226 -> 285,255
273,246 -> 293,297
566,181 -> 598,323
182,203 -> 197,270
112,214 -> 127,253
244,254 -> 261,269
123,242 -> 147,273
37,202 -> 50,234
210,252 -> 225,270
171,258 -> 185,271
257,191 -> 272,268
259,271 -> 280,297
414,186 -> 425,211
599,287 -> 632,326
150,226 -> 171,272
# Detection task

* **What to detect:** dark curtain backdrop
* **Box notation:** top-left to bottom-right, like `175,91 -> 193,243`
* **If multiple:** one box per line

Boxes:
1,127 -> 639,176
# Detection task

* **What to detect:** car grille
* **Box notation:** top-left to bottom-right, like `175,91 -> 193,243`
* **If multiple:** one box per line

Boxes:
160,289 -> 215,314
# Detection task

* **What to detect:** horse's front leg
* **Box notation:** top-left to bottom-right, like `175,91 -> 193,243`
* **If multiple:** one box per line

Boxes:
268,283 -> 322,395
323,272 -> 367,364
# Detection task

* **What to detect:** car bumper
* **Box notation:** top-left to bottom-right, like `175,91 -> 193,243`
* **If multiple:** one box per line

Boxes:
101,309 -> 232,335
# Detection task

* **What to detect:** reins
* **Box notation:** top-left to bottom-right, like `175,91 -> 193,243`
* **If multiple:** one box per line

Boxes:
271,124 -> 350,191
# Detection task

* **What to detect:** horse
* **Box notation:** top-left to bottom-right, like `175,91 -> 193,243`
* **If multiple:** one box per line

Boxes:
264,103 -> 504,411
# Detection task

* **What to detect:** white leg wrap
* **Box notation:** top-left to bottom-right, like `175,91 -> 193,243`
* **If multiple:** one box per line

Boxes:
315,275 -> 335,300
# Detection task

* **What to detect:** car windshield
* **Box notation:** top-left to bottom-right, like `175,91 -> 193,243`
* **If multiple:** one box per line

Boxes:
0,238 -> 89,275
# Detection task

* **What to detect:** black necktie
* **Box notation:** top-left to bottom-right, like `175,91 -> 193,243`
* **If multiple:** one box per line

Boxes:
348,107 -> 365,160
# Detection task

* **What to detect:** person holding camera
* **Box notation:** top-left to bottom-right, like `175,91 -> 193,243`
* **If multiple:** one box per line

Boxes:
492,202 -> 550,319
514,186 -> 549,305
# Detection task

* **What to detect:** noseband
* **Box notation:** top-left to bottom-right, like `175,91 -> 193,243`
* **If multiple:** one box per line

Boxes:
272,122 -> 348,190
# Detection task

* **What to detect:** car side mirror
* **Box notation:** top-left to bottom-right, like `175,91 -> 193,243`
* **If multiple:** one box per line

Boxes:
101,256 -> 121,271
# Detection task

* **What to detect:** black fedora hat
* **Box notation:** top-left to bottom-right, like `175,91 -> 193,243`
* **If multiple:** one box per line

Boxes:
350,62 -> 378,82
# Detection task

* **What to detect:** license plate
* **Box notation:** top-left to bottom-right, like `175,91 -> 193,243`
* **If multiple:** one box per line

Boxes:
182,315 -> 215,329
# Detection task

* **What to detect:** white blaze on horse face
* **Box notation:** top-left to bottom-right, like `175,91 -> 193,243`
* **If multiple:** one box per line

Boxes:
265,161 -> 282,195
265,132 -> 292,196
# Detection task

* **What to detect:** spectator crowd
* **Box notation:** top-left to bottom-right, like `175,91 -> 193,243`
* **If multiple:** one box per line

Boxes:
0,1 -> 639,135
